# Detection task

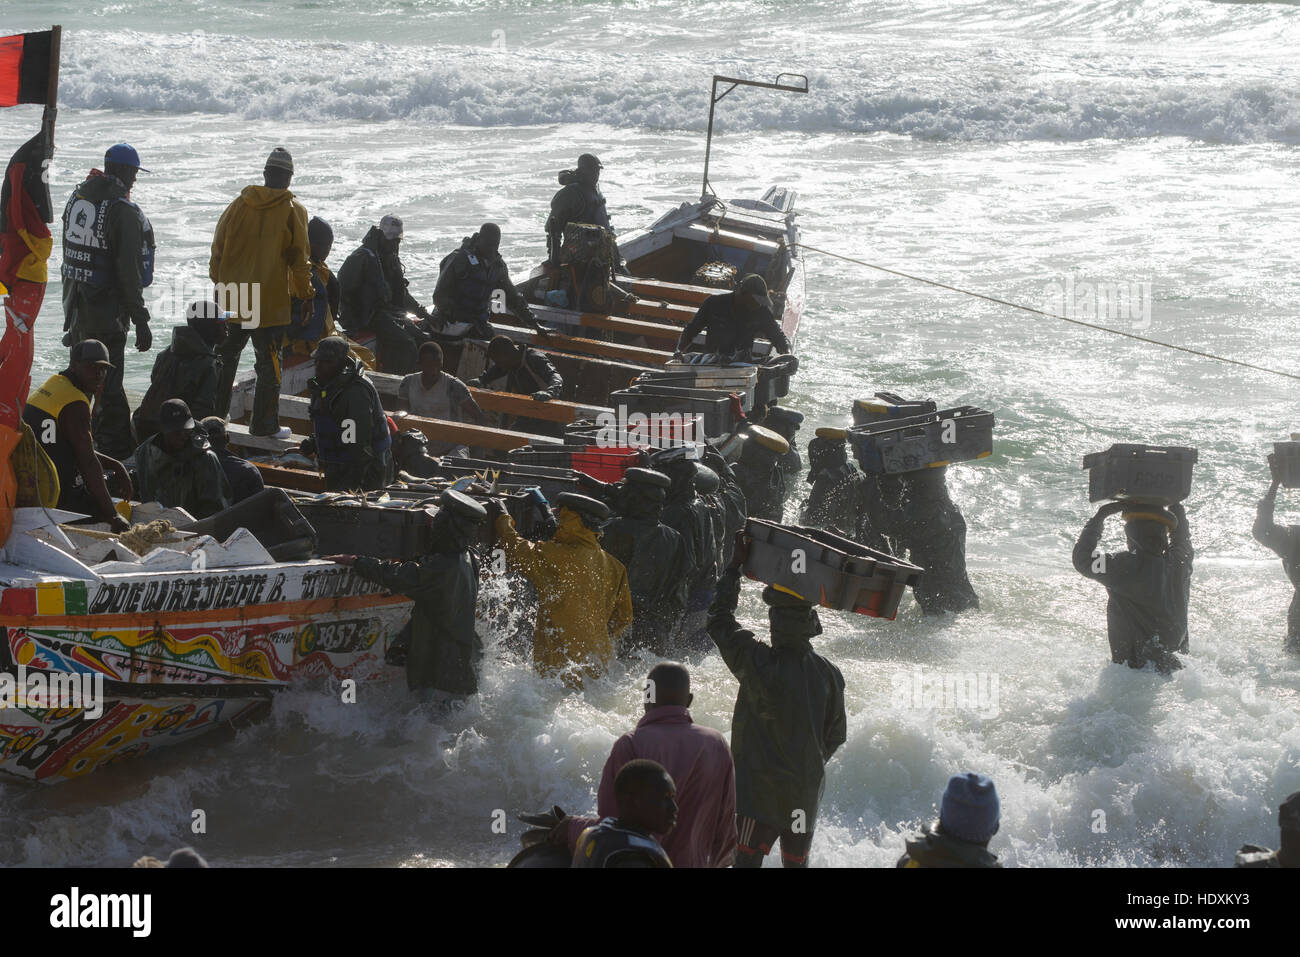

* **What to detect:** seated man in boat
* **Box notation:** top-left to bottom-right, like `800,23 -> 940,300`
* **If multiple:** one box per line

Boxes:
710,533 -> 847,868
328,490 -> 488,710
132,299 -> 228,446
300,336 -> 394,492
337,214 -> 435,375
432,222 -> 544,338
397,341 -> 485,457
469,335 -> 565,437
133,398 -> 233,520
487,492 -> 634,689
285,216 -> 377,369
200,416 -> 265,505
211,147 -> 315,440
22,339 -> 132,532
546,153 -> 622,270
674,274 -> 791,361
1072,500 -> 1191,672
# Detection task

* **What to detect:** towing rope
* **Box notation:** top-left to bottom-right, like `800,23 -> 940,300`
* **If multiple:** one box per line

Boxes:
792,242 -> 1300,384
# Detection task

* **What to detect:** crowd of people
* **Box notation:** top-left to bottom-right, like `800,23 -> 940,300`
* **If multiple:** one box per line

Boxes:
26,141 -> 1300,869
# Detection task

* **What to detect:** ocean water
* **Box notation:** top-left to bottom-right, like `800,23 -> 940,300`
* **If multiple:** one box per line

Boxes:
2,0 -> 1300,867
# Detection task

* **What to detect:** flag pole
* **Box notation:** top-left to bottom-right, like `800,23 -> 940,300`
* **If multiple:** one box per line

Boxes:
42,25 -> 61,148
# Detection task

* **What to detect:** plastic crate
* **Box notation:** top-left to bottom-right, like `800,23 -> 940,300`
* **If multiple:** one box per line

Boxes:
848,406 -> 994,475
508,445 -> 641,483
1270,441 -> 1300,489
294,501 -> 434,560
608,384 -> 738,438
641,362 -> 757,411
742,518 -> 924,619
1083,443 -> 1198,504
851,395 -> 938,425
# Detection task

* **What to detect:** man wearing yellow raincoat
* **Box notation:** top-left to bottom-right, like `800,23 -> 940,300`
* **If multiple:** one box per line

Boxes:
489,492 -> 633,688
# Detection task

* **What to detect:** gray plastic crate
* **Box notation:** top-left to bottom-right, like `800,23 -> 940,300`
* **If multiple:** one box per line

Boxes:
1271,442 -> 1300,488
742,518 -> 924,620
848,406 -> 995,475
851,394 -> 938,426
608,384 -> 739,437
1083,443 -> 1198,504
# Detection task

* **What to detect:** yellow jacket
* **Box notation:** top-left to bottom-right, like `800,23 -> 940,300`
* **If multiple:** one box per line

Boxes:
209,185 -> 314,329
495,508 -> 634,687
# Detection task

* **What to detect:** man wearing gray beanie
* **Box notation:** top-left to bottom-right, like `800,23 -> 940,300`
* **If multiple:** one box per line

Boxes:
897,772 -> 1002,868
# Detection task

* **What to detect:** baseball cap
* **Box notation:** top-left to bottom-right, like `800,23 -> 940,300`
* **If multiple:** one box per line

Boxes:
311,336 -> 348,362
70,339 -> 114,368
158,398 -> 196,433
379,215 -> 404,240
555,492 -> 610,521
265,147 -> 294,173
736,274 -> 773,311
104,143 -> 150,173
441,489 -> 488,523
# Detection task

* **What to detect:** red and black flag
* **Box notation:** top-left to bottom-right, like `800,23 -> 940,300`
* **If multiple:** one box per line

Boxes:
0,29 -> 56,108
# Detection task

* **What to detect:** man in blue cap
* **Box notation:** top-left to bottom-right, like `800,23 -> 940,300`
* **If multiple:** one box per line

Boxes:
897,772 -> 1002,868
60,143 -> 156,459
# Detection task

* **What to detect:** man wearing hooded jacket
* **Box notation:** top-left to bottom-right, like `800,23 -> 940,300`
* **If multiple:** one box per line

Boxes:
433,222 -> 542,337
709,534 -> 847,867
300,336 -> 393,492
1072,500 -> 1192,672
337,214 -> 434,374
210,147 -> 315,437
328,490 -> 487,706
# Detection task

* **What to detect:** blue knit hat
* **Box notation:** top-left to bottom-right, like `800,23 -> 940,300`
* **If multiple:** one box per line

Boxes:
940,772 -> 1000,844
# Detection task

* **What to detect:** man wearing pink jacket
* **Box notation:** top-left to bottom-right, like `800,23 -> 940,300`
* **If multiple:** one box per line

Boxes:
564,662 -> 738,867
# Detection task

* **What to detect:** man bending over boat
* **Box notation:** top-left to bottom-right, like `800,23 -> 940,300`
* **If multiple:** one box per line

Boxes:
469,335 -> 565,437
23,340 -> 133,532
675,274 -> 790,361
327,490 -> 488,708
487,492 -> 633,689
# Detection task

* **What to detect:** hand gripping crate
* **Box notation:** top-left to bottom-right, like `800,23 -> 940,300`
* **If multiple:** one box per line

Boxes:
742,518 -> 924,619
1083,443 -> 1197,504
848,406 -> 994,475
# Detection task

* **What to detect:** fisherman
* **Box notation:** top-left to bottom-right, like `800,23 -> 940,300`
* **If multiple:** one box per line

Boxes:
701,445 -> 748,568
327,490 -> 488,708
199,416 -> 265,505
299,336 -> 393,492
132,399 -> 232,520
596,468 -> 693,656
469,335 -> 564,436
872,468 -> 979,614
337,214 -> 435,374
546,153 -> 619,268
1072,500 -> 1192,672
656,452 -> 722,651
1251,477 -> 1300,651
210,147 -> 315,439
896,773 -> 1002,868
801,430 -> 870,542
1235,790 -> 1300,867
731,425 -> 788,522
541,664 -> 736,866
397,341 -> 485,457
488,492 -> 634,689
432,222 -> 543,337
22,340 -> 132,532
60,143 -> 156,460
285,216 -> 376,368
711,533 -> 847,868
132,299 -> 228,445
761,405 -> 804,487
674,274 -> 791,361
572,760 -> 677,868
